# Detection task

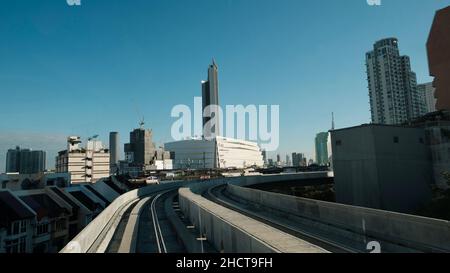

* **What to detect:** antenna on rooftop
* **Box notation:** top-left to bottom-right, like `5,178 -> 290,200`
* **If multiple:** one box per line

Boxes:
139,117 -> 145,129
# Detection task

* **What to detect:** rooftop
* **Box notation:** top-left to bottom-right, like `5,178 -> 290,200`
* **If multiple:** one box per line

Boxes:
0,191 -> 35,229
20,193 -> 68,221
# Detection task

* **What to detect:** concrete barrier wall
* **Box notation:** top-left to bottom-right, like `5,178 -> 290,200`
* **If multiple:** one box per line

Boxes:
164,192 -> 206,253
179,182 -> 327,253
227,184 -> 450,252
60,181 -> 186,253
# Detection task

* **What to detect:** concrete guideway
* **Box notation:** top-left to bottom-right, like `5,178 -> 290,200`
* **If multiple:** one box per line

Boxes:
113,189 -> 187,253
179,186 -> 329,253
150,192 -> 168,253
60,181 -> 191,253
205,184 -> 357,253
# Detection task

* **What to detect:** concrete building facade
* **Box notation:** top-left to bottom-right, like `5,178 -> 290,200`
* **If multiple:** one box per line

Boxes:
121,127 -> 172,176
56,136 -> 110,184
124,128 -> 156,167
165,136 -> 264,170
331,124 -> 432,213
427,6 -> 450,111
109,132 -> 120,175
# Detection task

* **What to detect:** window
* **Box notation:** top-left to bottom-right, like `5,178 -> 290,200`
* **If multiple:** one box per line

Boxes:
8,221 -> 20,236
55,219 -> 67,232
393,136 -> 399,143
20,220 -> 27,233
36,223 -> 49,236
5,236 -> 26,253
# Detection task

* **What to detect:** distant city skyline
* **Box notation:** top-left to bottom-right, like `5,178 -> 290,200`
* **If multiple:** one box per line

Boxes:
1,0 -> 448,172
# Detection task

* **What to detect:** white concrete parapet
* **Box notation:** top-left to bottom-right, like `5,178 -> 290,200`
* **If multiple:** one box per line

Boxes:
179,182 -> 328,253
227,184 -> 450,252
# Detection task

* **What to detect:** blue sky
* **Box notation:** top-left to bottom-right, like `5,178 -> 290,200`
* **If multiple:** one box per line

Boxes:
0,0 -> 449,171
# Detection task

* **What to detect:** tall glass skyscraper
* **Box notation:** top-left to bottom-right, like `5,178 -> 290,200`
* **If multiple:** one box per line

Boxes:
202,60 -> 220,139
315,132 -> 329,166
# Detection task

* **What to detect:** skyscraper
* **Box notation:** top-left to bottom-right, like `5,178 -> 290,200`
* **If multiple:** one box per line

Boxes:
124,127 -> 156,167
202,59 -> 220,139
315,132 -> 329,166
292,152 -> 305,167
418,82 -> 437,113
262,150 -> 267,165
6,146 -> 46,174
366,38 -> 425,124
285,155 -> 291,166
109,132 -> 120,174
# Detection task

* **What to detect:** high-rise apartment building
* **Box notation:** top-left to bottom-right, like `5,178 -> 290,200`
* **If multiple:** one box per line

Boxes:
366,38 -> 425,124
292,152 -> 305,167
6,146 -> 46,174
418,82 -> 437,113
202,60 -> 220,139
315,132 -> 329,166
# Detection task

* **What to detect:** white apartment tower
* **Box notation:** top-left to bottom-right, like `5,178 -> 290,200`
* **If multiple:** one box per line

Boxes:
417,82 -> 437,114
366,38 -> 426,124
56,136 -> 110,184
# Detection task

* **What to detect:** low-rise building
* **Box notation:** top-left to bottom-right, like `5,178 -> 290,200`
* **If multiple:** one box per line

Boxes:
15,190 -> 71,252
0,172 -> 70,191
331,124 -> 433,213
56,136 -> 110,184
0,190 -> 35,253
0,177 -> 120,253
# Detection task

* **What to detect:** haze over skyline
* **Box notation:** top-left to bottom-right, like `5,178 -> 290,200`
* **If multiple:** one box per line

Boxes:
1,0 -> 449,171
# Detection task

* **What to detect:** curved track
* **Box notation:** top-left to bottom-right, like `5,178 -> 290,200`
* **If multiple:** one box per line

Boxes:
204,184 -> 360,253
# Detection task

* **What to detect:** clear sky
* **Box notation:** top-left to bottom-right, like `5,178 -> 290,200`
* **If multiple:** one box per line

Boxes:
0,0 -> 449,171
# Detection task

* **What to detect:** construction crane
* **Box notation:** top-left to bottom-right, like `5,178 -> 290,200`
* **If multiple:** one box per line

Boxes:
139,117 -> 145,129
88,135 -> 99,141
